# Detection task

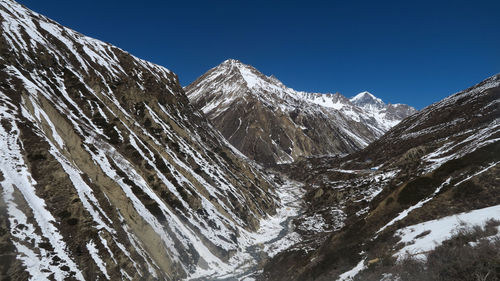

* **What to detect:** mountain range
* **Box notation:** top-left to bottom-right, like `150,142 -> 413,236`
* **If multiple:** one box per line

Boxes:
186,59 -> 416,166
0,1 -> 498,281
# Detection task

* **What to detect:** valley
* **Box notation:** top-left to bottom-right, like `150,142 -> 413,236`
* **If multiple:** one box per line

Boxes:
0,1 -> 499,280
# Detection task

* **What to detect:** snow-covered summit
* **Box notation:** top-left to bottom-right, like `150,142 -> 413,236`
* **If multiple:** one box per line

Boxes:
350,91 -> 385,109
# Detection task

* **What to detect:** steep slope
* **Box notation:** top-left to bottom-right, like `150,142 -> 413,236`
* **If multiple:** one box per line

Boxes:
185,59 -> 417,166
0,1 -> 290,280
260,74 -> 500,280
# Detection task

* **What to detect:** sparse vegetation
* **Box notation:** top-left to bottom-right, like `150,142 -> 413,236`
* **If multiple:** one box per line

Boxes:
355,219 -> 500,281
434,141 -> 500,180
397,177 -> 440,205
453,181 -> 483,199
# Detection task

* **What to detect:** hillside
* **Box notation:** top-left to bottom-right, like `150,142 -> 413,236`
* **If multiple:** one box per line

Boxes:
0,1 -> 298,280
260,73 -> 500,281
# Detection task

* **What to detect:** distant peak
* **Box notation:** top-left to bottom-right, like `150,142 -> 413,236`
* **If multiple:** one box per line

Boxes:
217,59 -> 254,73
351,91 -> 379,101
350,91 -> 385,108
221,58 -> 242,65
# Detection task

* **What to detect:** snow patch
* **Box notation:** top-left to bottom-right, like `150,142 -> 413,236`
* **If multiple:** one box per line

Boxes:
394,204 -> 500,260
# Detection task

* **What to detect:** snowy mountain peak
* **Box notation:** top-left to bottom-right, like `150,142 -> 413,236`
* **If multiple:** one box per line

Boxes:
219,59 -> 251,72
350,91 -> 385,108
218,59 -> 255,72
221,59 -> 285,90
221,58 -> 241,64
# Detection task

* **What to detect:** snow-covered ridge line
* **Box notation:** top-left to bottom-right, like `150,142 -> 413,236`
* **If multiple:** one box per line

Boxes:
0,0 -> 175,85
194,59 -> 408,114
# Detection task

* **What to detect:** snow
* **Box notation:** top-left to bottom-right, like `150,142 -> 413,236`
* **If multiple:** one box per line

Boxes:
350,91 -> 383,104
189,179 -> 305,279
86,141 -> 186,262
302,93 -> 346,110
238,64 -> 260,89
377,161 -> 498,236
0,95 -> 85,281
299,214 -> 329,232
453,161 -> 499,187
352,169 -> 399,203
394,204 -> 500,260
422,120 -> 500,173
30,97 -> 65,149
258,180 -> 305,256
87,240 -> 110,280
356,206 -> 370,217
299,208 -> 346,233
19,91 -> 117,236
337,257 -> 367,281
99,233 -> 117,264
327,168 -> 359,174
38,21 -> 89,72
341,127 -> 369,147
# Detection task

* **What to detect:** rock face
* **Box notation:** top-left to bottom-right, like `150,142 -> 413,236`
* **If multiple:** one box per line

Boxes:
0,1 -> 280,280
185,59 -> 417,166
260,74 -> 500,280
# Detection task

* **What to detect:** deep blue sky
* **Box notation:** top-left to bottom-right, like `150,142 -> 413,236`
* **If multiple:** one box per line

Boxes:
17,0 -> 500,109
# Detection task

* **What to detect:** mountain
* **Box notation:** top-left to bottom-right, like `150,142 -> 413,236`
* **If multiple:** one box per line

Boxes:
2,0 -> 496,280
351,91 -> 417,125
260,73 -> 500,280
350,91 -> 385,108
0,1 -> 303,280
185,59 -> 417,166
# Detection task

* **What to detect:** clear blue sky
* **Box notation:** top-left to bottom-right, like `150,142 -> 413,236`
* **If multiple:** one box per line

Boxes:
17,0 -> 500,109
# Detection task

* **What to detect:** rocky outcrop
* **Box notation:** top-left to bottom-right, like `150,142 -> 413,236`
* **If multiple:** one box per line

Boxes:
186,59 -> 416,166
0,1 -> 280,280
